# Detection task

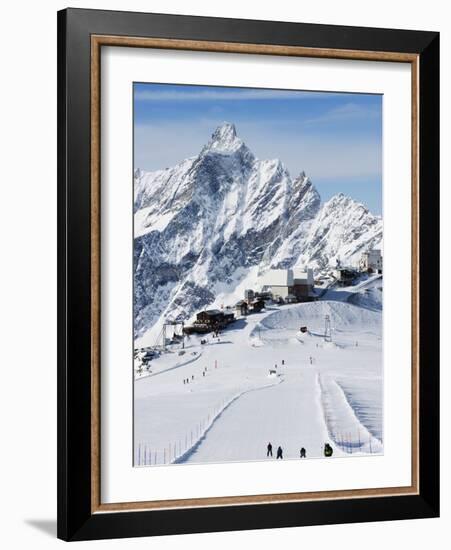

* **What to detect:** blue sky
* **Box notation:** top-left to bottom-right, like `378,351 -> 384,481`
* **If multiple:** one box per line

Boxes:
134,83 -> 382,215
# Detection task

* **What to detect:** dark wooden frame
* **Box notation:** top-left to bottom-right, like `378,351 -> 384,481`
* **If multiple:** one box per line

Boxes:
58,7 -> 439,541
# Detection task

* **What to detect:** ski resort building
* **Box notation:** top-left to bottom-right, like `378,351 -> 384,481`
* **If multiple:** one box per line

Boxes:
244,289 -> 255,301
235,300 -> 248,316
235,296 -> 264,316
333,267 -> 357,285
184,309 -> 235,334
196,309 -> 235,326
248,298 -> 265,313
196,309 -> 223,325
254,291 -> 273,302
260,268 -> 315,302
359,249 -> 383,273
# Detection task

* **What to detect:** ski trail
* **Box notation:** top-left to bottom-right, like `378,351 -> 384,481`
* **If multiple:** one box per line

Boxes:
182,368 -> 331,463
174,376 -> 283,463
318,373 -> 383,454
136,350 -> 203,380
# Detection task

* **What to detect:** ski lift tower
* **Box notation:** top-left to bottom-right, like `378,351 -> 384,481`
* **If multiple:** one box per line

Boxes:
162,323 -> 167,351
168,320 -> 187,349
324,314 -> 332,343
157,320 -> 171,352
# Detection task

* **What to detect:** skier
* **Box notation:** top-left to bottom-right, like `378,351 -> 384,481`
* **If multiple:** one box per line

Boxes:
276,446 -> 283,459
267,442 -> 273,457
324,443 -> 333,457
300,447 -> 306,458
282,359 -> 285,366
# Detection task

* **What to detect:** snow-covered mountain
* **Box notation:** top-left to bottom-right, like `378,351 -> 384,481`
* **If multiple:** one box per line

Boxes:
134,122 -> 382,341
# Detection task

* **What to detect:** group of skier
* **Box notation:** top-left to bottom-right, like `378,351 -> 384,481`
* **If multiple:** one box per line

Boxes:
183,366 -> 210,385
266,442 -> 334,459
183,374 -> 196,385
266,442 -> 284,459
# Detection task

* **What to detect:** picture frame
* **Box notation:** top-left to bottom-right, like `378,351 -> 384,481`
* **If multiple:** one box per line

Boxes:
57,7 -> 439,541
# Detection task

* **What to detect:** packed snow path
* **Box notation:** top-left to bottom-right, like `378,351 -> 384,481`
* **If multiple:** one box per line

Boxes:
181,368 -> 333,463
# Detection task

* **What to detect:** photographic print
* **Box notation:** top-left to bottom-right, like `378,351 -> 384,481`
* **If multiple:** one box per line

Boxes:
58,12 -> 439,539
133,83 -> 383,467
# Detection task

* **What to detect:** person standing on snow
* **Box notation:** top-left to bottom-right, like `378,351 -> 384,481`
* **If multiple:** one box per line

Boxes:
300,447 -> 306,458
324,443 -> 333,457
276,446 -> 283,459
267,442 -> 273,457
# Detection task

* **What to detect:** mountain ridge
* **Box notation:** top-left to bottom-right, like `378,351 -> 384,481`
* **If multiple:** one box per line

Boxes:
133,122 -> 382,341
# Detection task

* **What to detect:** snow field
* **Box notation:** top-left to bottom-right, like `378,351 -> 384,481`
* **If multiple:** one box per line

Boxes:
173,376 -> 283,464
135,366 -> 282,466
134,298 -> 383,466
182,367 -> 341,464
135,348 -> 203,380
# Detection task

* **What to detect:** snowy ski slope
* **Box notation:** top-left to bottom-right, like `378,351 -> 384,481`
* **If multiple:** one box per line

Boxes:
134,294 -> 383,466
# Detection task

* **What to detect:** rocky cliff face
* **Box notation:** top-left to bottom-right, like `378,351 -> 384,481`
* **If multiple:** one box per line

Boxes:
134,122 -> 382,340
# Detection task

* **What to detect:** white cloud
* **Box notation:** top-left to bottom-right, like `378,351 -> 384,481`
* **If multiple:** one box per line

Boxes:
134,120 -> 381,181
304,102 -> 381,126
134,88 -> 344,102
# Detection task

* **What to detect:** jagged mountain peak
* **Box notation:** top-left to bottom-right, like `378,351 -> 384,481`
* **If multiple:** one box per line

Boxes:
292,171 -> 314,192
212,121 -> 237,141
295,170 -> 307,181
326,192 -> 347,205
323,193 -> 370,215
133,123 -> 382,340
203,121 -> 246,155
290,173 -> 320,212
